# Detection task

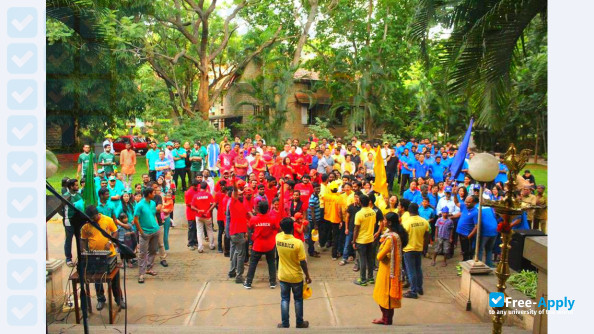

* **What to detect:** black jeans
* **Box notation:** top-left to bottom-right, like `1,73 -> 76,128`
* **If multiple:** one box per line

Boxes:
188,220 -> 198,247
357,242 -> 375,281
64,225 -> 74,261
400,174 -> 411,194
319,220 -> 332,248
95,267 -> 122,304
459,234 -> 473,261
246,249 -> 276,285
174,168 -> 187,190
331,223 -> 344,258
387,171 -> 396,193
218,220 -> 230,254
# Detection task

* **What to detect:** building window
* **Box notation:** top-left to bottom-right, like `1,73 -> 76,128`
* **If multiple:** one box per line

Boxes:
307,104 -> 344,126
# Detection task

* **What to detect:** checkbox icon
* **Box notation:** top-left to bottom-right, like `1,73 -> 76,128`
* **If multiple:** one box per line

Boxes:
7,116 -> 37,146
8,259 -> 37,290
8,80 -> 37,110
7,188 -> 37,218
8,7 -> 38,38
8,44 -> 37,74
489,292 -> 505,307
7,295 -> 37,326
8,224 -> 37,254
7,152 -> 37,182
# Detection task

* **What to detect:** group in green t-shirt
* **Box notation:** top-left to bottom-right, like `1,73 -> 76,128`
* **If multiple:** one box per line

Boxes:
77,151 -> 96,176
172,147 -> 187,169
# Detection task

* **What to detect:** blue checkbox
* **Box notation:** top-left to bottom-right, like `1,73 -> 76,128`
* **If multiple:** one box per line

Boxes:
7,188 -> 37,218
8,80 -> 37,110
8,44 -> 37,74
7,116 -> 37,146
7,260 -> 37,290
7,152 -> 37,182
7,295 -> 37,326
489,292 -> 505,307
7,224 -> 37,254
8,7 -> 38,38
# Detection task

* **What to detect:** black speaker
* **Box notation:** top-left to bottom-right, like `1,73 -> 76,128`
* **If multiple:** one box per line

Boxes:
509,229 -> 546,272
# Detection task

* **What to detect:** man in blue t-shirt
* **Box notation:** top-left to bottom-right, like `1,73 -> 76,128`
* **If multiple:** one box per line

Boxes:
134,187 -> 161,283
403,181 -> 421,202
479,206 -> 499,267
145,141 -> 160,181
456,195 -> 478,261
430,156 -> 446,183
413,155 -> 430,179
494,160 -> 509,185
399,149 -> 414,194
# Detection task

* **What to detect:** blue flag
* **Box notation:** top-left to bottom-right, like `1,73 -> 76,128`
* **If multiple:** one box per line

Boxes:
449,118 -> 474,180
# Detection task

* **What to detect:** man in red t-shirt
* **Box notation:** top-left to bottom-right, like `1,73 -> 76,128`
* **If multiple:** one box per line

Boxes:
228,174 -> 251,283
234,150 -> 249,180
294,175 -> 314,206
218,143 -> 234,174
244,200 -> 280,289
185,180 -> 200,250
191,182 -> 216,252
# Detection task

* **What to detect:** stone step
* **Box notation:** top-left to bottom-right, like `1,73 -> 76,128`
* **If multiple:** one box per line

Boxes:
50,323 -> 529,333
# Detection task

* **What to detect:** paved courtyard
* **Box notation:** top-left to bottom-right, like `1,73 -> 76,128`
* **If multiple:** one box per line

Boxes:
46,212 -> 482,331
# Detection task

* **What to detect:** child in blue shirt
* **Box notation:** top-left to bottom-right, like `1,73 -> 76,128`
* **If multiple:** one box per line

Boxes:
433,207 -> 454,266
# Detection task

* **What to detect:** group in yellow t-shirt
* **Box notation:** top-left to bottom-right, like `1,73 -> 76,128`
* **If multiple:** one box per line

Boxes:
322,192 -> 343,223
354,206 -> 376,244
402,215 -> 429,252
80,214 -> 118,257
276,232 -> 307,283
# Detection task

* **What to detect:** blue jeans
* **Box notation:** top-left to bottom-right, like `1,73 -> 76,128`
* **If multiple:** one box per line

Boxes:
478,236 -> 497,267
342,230 -> 354,261
403,251 -> 423,295
64,225 -> 74,261
280,280 -> 304,327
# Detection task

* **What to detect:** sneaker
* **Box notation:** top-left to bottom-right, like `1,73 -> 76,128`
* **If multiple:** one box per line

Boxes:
332,257 -> 338,261
277,323 -> 289,328
403,291 -> 418,299
243,282 -> 252,289
188,246 -> 196,251
403,281 -> 410,289
367,278 -> 375,284
235,276 -> 244,284
270,283 -> 277,289
418,289 -> 424,296
228,272 -> 236,279
66,259 -> 75,267
296,321 -> 309,328
218,249 -> 223,253
96,301 -> 105,311
160,260 -> 168,267
118,300 -> 127,309
353,278 -> 368,286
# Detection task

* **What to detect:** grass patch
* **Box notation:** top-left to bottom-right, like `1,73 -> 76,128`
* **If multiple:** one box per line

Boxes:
508,270 -> 538,299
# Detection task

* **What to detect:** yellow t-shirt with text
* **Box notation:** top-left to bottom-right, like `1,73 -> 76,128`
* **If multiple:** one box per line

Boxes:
355,207 -> 376,244
276,232 -> 306,283
402,215 -> 429,252
323,192 -> 343,223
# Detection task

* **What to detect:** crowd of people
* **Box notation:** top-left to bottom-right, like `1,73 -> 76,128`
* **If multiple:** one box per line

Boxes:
63,132 -> 547,327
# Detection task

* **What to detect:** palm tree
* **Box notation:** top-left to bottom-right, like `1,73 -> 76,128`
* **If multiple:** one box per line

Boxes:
408,0 -> 547,129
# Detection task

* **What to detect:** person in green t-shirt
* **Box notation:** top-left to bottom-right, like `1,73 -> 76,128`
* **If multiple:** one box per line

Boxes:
98,144 -> 116,174
172,140 -> 187,190
134,187 -> 161,282
145,141 -> 159,180
77,144 -> 97,179
157,136 -> 169,151
189,140 -> 208,180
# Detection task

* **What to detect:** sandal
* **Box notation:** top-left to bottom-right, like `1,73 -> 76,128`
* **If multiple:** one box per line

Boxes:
338,260 -> 347,266
146,270 -> 157,276
138,275 -> 145,283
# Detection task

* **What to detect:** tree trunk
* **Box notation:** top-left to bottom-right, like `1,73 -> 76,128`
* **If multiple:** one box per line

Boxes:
292,0 -> 318,68
534,114 -> 539,163
198,71 -> 210,119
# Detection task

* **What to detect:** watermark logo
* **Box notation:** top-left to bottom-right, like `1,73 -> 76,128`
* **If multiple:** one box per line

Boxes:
489,292 -> 505,307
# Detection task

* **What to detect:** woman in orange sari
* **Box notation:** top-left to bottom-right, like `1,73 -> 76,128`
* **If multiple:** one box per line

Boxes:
372,212 -> 407,325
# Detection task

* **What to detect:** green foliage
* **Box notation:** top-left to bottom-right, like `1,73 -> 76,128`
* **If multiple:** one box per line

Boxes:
308,117 -> 334,140
508,270 -> 538,299
165,116 -> 230,144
